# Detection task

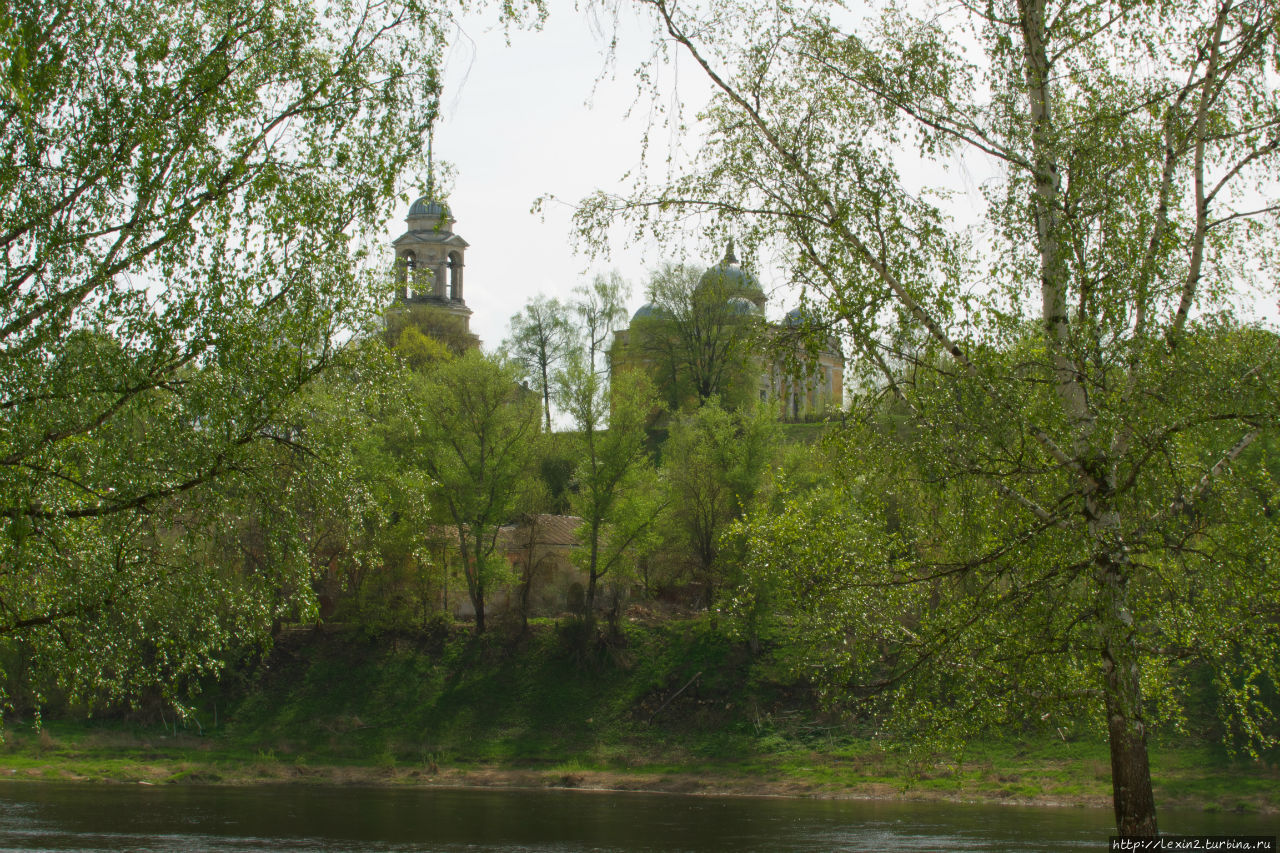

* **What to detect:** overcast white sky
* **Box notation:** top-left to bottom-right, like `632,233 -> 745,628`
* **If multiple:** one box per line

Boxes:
385,1 -> 1275,351
380,2 -> 707,350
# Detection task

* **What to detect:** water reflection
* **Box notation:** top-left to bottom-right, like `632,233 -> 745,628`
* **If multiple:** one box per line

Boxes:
0,781 -> 1271,852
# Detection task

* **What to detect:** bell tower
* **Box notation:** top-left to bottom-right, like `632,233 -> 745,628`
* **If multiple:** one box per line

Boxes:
390,195 -> 480,348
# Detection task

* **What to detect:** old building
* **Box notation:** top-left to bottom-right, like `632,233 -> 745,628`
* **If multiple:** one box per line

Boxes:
610,242 -> 844,419
389,195 -> 481,351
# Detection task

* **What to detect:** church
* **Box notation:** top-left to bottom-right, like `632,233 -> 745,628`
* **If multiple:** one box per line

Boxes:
386,192 -> 843,418
609,241 -> 845,420
388,194 -> 481,352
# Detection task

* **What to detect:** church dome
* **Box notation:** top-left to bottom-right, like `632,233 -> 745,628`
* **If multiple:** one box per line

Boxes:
632,302 -> 669,322
783,307 -> 809,327
725,295 -> 761,316
698,239 -> 765,307
408,196 -> 451,218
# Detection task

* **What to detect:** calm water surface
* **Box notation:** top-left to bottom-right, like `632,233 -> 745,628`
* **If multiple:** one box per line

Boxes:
0,781 -> 1274,852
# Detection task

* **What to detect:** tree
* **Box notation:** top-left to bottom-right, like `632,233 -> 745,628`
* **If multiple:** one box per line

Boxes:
571,272 -> 630,377
413,351 -> 540,634
627,262 -> 763,411
0,0 -> 491,707
391,325 -> 455,374
661,399 -> 777,607
385,303 -> 479,357
506,295 -> 573,431
556,354 -> 664,615
580,0 -> 1280,833
510,506 -> 550,633
532,432 -> 579,516
293,335 -> 450,632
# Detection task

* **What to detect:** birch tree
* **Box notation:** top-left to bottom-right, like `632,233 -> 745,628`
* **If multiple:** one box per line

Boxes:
578,0 -> 1280,834
0,0 -> 506,707
571,272 -> 630,377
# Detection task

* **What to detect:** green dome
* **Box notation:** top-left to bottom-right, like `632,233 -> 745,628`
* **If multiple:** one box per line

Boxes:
632,302 -> 670,322
698,239 -> 765,307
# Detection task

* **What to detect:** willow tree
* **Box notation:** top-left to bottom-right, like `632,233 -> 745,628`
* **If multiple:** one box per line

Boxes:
577,0 -> 1280,835
0,0 -> 534,709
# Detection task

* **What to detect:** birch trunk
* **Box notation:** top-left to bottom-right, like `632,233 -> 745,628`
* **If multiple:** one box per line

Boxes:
1098,545 -> 1158,835
1019,0 -> 1158,833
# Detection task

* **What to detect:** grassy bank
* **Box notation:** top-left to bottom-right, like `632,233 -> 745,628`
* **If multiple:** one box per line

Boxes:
2,617 -> 1276,814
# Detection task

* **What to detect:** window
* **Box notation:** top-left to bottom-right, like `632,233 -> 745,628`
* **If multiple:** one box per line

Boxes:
447,251 -> 462,300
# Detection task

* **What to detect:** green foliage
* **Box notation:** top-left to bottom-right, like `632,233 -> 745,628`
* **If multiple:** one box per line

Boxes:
583,0 -> 1279,833
556,359 -> 664,612
0,0 -> 468,711
393,325 -> 454,373
625,263 -> 764,412
256,337 -> 452,635
385,304 -> 477,357
532,434 -> 578,516
661,399 -> 779,604
411,351 -> 540,634
730,338 -> 1280,754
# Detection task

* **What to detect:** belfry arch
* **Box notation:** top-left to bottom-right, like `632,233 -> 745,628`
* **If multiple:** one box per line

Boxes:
398,250 -> 418,299
388,194 -> 479,350
447,251 -> 463,301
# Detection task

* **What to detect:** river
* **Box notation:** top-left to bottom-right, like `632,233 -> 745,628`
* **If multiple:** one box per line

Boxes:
0,781 -> 1274,851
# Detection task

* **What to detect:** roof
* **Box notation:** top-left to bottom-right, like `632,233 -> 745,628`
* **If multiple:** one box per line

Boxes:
392,230 -> 469,248
499,514 -> 583,550
631,302 -> 669,322
698,239 -> 765,307
409,197 -> 451,218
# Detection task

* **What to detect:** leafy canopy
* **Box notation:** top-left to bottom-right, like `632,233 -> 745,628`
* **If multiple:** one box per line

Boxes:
580,0 -> 1279,834
0,0 -> 537,708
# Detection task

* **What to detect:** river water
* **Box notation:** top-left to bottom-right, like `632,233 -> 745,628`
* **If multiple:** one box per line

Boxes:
0,781 -> 1273,851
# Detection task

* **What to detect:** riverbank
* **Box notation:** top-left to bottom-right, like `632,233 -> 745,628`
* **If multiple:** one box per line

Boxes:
2,618 -> 1276,815
0,725 -> 1275,815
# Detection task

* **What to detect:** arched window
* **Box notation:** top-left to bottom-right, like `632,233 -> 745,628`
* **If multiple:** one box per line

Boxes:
400,251 -> 417,298
447,251 -> 463,300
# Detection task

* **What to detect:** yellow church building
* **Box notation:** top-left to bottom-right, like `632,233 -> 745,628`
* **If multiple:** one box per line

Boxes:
610,242 -> 844,420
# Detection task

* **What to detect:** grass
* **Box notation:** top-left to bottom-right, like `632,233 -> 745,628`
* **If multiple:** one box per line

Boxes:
1,617 -> 1275,814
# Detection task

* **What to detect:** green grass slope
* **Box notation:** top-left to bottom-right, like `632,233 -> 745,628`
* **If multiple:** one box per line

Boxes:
1,616 -> 1275,813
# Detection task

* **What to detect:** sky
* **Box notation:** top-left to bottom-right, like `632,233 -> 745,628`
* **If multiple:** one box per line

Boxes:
385,1 -> 1276,351
383,3 -> 692,350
